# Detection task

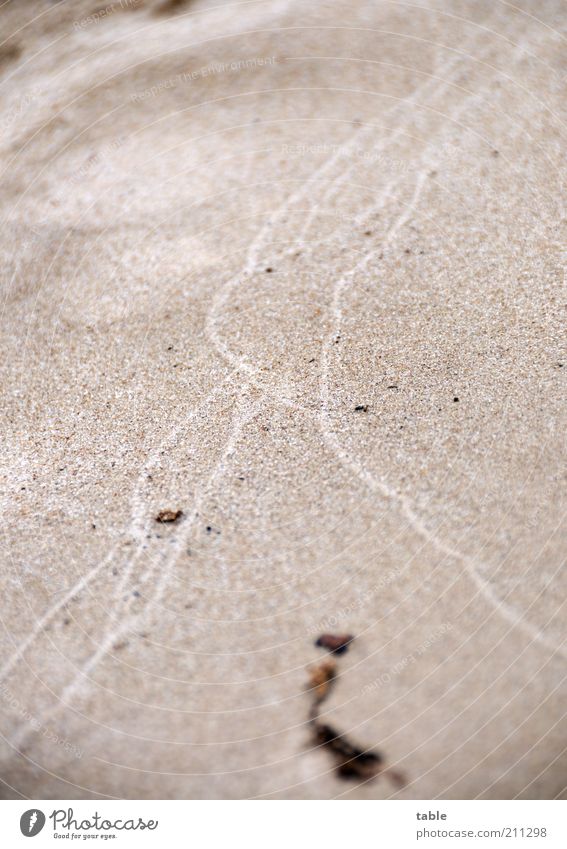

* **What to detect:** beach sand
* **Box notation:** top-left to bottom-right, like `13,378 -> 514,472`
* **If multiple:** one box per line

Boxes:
0,0 -> 565,799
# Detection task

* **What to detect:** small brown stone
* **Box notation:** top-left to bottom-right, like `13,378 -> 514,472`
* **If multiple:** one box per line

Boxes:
315,633 -> 354,655
307,658 -> 337,701
155,509 -> 183,523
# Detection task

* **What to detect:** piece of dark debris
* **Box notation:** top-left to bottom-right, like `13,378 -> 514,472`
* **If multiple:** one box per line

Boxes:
307,658 -> 337,705
364,230 -> 372,236
387,384 -> 398,390
265,267 -> 273,273
307,637 -> 406,787
315,633 -> 354,655
453,396 -> 459,403
354,404 -> 368,412
156,509 -> 183,523
314,722 -> 383,781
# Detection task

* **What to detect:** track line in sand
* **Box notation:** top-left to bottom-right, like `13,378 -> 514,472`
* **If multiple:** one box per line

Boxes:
200,12 -> 566,662
317,169 -> 567,662
0,370 -> 242,686
205,2 -> 539,391
7,391 -> 260,754
203,4 -> 502,360
0,150 -> 262,735
0,130 -> 274,688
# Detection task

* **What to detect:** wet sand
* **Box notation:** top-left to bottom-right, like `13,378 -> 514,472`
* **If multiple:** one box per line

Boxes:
0,0 -> 566,799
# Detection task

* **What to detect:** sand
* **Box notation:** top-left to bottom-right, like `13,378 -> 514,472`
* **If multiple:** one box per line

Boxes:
0,0 -> 565,799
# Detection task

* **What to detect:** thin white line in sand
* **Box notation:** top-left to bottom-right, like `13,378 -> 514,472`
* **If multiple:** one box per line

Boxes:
206,2 -> 516,381
292,50 -> 468,249
290,2 -> 543,250
0,372 -> 239,686
7,393 -> 260,753
0,152 -> 261,733
318,173 -> 567,662
204,74 -> 479,409
1,138 -> 256,684
115,152 -> 262,606
138,394 -> 261,607
198,11 -> 564,661
205,6 -> 485,347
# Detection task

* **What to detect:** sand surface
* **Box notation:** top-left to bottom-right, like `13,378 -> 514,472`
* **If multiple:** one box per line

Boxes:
0,0 -> 566,799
